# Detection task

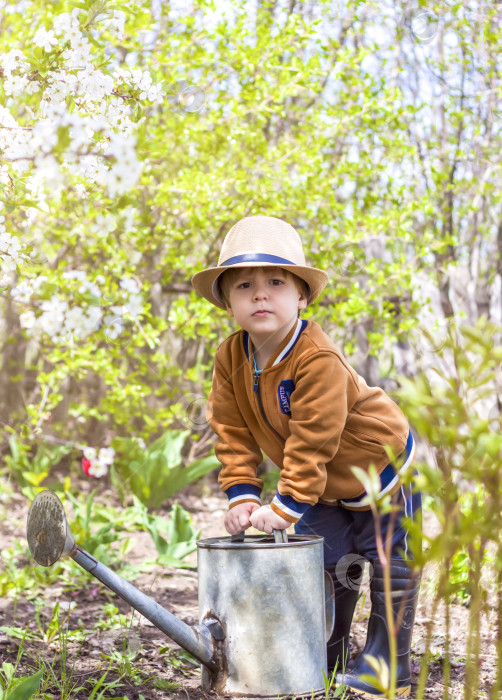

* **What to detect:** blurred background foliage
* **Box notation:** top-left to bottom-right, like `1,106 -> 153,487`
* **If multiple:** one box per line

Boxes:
1,0 -> 500,453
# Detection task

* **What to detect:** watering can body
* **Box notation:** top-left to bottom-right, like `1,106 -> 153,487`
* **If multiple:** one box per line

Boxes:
197,534 -> 330,697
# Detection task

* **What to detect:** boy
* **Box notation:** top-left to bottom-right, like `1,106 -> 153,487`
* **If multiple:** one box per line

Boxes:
191,215 -> 421,698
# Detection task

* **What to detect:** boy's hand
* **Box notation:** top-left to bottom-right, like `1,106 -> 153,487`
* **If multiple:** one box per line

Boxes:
249,505 -> 290,535
224,502 -> 260,535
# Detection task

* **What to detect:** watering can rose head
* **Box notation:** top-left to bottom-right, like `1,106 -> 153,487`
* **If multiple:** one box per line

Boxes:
81,447 -> 115,478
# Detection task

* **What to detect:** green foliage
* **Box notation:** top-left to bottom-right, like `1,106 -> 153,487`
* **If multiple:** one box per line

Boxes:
110,430 -> 218,508
449,547 -> 471,603
392,317 -> 502,699
1,669 -> 42,700
65,489 -> 127,566
86,669 -> 124,700
0,628 -> 39,700
2,0 -> 474,461
0,539 -> 69,600
321,668 -> 347,698
62,488 -> 200,568
128,496 -> 200,567
260,466 -> 281,496
4,437 -> 72,498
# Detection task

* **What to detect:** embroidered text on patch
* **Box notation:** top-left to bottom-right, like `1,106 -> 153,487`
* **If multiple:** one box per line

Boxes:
278,380 -> 295,415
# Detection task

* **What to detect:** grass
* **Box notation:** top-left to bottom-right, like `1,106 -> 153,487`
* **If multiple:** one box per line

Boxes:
0,597 -> 197,699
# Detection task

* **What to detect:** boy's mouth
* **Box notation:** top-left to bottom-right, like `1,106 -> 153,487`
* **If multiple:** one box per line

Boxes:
252,310 -> 271,317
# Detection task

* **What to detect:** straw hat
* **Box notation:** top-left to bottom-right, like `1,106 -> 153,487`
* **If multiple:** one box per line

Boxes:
191,215 -> 329,310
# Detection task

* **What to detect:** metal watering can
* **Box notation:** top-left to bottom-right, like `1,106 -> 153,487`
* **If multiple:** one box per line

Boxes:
27,491 -> 335,698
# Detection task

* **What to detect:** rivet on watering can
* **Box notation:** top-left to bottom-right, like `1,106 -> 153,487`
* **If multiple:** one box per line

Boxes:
202,617 -> 225,641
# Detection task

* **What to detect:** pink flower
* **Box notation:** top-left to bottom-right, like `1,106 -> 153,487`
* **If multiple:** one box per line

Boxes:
82,456 -> 94,476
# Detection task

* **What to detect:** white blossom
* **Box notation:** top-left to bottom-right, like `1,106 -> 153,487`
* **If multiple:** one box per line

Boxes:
62,270 -> 87,281
32,155 -> 64,193
70,33 -> 91,56
120,277 -> 140,294
124,293 -> 143,318
32,275 -> 48,291
0,105 -> 18,127
87,460 -> 108,478
100,10 -> 126,40
11,279 -> 34,304
104,133 -> 142,196
0,164 -> 9,184
77,68 -> 114,103
86,282 -> 102,297
142,82 -> 164,102
0,230 -> 23,265
0,48 -> 29,73
121,206 -> 138,231
33,26 -> 58,52
39,296 -> 68,337
103,313 -> 124,339
63,306 -> 86,336
19,309 -> 38,330
99,447 -> 115,465
31,119 -> 59,151
44,70 -> 79,104
4,74 -> 30,97
114,67 -> 164,103
109,304 -> 125,317
92,213 -> 117,235
85,305 -> 103,331
83,446 -> 97,461
53,11 -> 82,40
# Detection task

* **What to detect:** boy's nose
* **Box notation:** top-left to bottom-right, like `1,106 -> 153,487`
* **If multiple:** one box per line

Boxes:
253,284 -> 268,300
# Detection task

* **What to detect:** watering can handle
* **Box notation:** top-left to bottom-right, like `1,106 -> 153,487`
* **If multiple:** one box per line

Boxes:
324,570 -> 335,639
231,529 -> 289,542
273,529 -> 288,543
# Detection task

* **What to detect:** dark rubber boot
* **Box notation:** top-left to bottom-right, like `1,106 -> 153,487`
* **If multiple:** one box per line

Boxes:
336,559 -> 420,698
326,557 -> 365,674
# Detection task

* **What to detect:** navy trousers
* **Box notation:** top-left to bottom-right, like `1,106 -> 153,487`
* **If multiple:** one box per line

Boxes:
295,483 -> 422,569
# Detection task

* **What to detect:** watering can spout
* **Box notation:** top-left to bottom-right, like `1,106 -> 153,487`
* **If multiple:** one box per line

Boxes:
26,491 -> 222,672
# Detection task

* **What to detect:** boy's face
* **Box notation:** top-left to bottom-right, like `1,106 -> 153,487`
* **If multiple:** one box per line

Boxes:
224,267 -> 307,346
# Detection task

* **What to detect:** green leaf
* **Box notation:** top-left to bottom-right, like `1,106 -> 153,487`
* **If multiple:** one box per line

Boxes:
5,669 -> 43,700
111,431 -> 218,508
46,602 -> 60,643
22,470 -> 49,486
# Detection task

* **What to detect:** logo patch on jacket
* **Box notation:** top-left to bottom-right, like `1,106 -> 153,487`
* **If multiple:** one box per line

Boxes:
278,380 -> 295,415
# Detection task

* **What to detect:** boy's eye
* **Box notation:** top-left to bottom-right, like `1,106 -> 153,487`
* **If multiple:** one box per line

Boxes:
237,282 -> 251,288
270,279 -> 284,285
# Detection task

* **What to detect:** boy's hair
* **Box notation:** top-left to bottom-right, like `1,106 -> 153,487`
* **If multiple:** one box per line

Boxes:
218,267 -> 310,308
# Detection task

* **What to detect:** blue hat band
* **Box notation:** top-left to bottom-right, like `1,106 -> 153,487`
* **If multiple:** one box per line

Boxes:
221,253 -> 297,267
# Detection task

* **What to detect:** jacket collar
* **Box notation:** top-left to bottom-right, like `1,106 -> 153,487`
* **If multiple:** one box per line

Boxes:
242,318 -> 308,367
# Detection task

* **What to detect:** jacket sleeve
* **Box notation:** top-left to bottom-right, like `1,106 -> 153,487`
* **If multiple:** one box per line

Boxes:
270,351 -> 359,523
208,351 -> 264,508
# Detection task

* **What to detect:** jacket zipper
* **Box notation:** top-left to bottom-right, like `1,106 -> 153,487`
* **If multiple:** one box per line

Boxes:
253,362 -> 340,508
253,370 -> 286,445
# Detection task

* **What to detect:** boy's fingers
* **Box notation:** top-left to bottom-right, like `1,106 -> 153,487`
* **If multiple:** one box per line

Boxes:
230,517 -> 242,534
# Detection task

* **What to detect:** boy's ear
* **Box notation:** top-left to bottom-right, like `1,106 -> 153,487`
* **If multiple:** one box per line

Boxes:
225,304 -> 234,317
298,295 -> 307,311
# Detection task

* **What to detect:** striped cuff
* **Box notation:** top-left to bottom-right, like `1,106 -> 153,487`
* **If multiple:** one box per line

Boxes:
270,493 -> 312,524
225,484 -> 262,510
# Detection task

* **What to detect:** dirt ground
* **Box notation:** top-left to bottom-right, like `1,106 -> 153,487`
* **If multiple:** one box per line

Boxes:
0,477 -> 498,700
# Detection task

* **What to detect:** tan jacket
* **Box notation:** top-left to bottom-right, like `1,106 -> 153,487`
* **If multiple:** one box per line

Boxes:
207,318 -> 409,521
